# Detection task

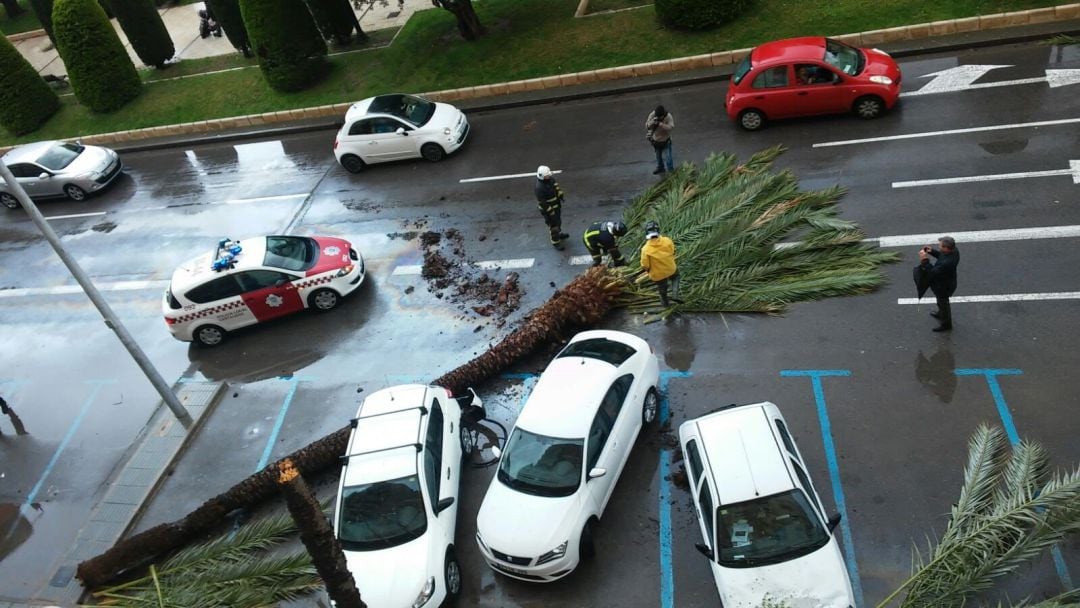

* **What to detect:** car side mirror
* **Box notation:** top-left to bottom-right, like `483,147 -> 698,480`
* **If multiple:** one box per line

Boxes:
436,497 -> 455,514
694,542 -> 714,560
491,445 -> 501,459
827,512 -> 842,533
38,172 -> 50,180
395,127 -> 407,136
588,467 -> 607,480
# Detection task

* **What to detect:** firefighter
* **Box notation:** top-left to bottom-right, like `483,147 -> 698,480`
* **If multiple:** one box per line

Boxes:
583,220 -> 628,267
534,165 -> 570,250
639,220 -> 681,307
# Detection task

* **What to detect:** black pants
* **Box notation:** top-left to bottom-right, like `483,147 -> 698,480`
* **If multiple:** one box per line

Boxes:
586,244 -> 624,266
655,271 -> 680,307
935,295 -> 952,328
541,207 -> 562,244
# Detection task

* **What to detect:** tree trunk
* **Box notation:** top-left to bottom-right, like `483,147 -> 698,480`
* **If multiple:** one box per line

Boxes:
1,0 -> 26,19
349,7 -> 366,43
438,0 -> 484,41
277,459 -> 365,608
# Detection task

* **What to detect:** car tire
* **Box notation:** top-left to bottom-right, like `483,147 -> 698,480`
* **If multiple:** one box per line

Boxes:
854,96 -> 885,119
738,109 -> 765,131
308,288 -> 340,312
194,324 -> 226,347
443,547 -> 462,604
64,184 -> 87,201
642,387 -> 659,426
340,154 -> 365,174
579,519 -> 597,561
1,192 -> 19,209
421,143 -> 446,163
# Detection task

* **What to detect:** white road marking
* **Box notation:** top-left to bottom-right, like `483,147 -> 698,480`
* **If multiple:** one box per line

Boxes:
874,225 -> 1080,247
812,117 -> 1080,148
0,280 -> 169,298
459,170 -> 562,184
898,292 -> 1080,305
893,161 -> 1080,188
223,193 -> 308,205
475,258 -> 534,270
392,265 -> 423,276
44,211 -> 108,221
570,255 -> 593,265
902,66 -> 1080,97
41,193 -> 309,221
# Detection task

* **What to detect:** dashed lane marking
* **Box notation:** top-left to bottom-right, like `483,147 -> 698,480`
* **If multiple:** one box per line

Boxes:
44,211 -> 108,221
898,292 -> 1080,305
458,170 -> 562,183
40,193 -> 309,222
0,280 -> 169,298
812,117 -> 1080,148
776,224 -> 1080,250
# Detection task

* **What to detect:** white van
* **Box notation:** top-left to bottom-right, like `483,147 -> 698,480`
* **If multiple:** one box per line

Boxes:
678,402 -> 855,608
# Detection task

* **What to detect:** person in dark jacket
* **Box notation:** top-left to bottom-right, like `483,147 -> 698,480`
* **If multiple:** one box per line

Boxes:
534,165 -> 570,250
583,221 -> 628,267
919,236 -> 959,332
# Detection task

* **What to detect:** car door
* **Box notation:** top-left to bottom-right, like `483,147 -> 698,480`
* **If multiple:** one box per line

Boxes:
234,269 -> 304,323
183,274 -> 256,331
793,63 -> 849,115
684,438 -> 716,551
8,163 -> 50,198
423,398 -> 456,550
747,65 -> 796,119
584,375 -> 634,512
363,117 -> 417,161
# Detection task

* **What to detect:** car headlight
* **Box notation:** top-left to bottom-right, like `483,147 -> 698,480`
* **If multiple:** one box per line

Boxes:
443,127 -> 452,135
869,75 -> 893,85
411,577 -> 436,608
535,541 -> 568,565
476,531 -> 487,551
335,264 -> 354,277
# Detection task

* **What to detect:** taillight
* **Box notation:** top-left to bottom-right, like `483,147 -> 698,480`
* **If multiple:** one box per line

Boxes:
164,317 -> 176,326
333,139 -> 339,150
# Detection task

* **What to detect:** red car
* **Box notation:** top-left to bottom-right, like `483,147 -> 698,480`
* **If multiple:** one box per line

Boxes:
725,37 -> 902,130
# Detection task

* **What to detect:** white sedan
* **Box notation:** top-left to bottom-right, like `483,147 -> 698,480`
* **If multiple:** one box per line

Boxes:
333,93 -> 470,173
475,330 -> 660,582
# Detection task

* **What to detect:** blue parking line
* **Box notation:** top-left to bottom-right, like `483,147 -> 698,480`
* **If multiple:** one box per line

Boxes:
955,368 -> 1074,591
780,369 -> 864,608
254,376 -> 313,472
657,370 -> 691,608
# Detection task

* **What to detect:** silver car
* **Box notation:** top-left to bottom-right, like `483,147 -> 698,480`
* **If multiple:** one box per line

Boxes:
1,141 -> 123,210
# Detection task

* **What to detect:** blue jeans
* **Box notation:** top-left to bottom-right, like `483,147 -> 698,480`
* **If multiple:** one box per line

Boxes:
653,139 -> 674,171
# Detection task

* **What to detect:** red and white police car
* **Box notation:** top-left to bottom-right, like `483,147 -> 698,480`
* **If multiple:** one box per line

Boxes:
163,235 -> 365,346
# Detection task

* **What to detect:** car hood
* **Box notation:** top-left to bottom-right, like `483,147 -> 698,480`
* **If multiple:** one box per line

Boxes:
861,48 -> 901,82
476,477 -> 584,557
307,236 -> 353,276
715,536 -> 854,608
64,145 -> 114,176
344,534 -> 433,608
426,102 -> 464,133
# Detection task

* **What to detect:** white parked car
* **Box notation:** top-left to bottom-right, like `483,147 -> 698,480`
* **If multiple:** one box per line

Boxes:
333,384 -> 479,608
333,93 -> 470,173
475,330 -> 660,582
678,401 -> 855,608
1,140 -> 123,209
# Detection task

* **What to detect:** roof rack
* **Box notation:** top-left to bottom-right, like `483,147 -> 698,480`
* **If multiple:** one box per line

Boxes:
339,442 -> 421,464
350,404 -> 428,428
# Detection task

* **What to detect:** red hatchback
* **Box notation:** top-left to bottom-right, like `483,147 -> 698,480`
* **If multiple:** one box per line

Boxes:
725,37 -> 902,130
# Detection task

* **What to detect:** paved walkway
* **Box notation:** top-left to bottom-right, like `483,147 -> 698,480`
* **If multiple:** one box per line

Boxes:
8,0 -> 434,77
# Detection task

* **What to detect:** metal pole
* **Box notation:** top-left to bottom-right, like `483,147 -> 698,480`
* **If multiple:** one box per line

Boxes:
1,162 -> 193,427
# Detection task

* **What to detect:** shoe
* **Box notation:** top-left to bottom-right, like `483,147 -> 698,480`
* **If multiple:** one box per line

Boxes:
932,325 -> 952,332
559,233 -> 570,240
653,168 -> 664,175
930,310 -> 941,319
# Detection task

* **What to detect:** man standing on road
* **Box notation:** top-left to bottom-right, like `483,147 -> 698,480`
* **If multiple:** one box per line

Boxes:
639,220 -> 681,307
919,236 -> 960,332
646,105 -> 675,175
534,165 -> 570,250
584,221 -> 628,267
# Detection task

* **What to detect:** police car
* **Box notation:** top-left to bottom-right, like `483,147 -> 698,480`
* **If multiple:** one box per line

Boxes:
163,235 -> 365,346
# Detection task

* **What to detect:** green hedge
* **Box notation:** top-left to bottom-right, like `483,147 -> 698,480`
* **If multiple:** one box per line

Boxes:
654,0 -> 750,29
0,35 -> 59,135
208,0 -> 251,56
105,0 -> 175,68
53,0 -> 141,112
240,0 -> 328,92
305,0 -> 363,45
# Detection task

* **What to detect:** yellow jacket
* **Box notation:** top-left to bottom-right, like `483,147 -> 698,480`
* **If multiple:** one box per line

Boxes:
640,236 -> 677,281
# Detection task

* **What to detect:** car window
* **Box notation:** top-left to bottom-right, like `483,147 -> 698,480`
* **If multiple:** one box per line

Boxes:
368,94 -> 437,126
775,419 -> 798,461
557,338 -> 636,365
599,374 -> 633,422
185,275 -> 243,304
823,38 -> 864,75
337,475 -> 427,551
8,164 -> 40,178
790,458 -> 826,519
264,236 -> 316,272
370,117 -> 408,133
716,489 -> 829,568
586,407 -> 614,471
348,119 -> 373,136
234,270 -> 296,292
795,63 -> 834,85
685,439 -> 705,486
752,66 -> 789,89
35,142 -> 84,170
497,428 -> 583,497
732,54 -> 752,85
423,399 -> 444,509
699,482 -> 715,547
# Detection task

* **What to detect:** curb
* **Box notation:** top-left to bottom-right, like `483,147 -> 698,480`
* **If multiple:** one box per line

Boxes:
5,28 -> 46,42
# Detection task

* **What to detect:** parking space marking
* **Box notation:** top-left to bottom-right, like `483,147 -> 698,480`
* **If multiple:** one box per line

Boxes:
812,117 -> 1080,148
569,255 -> 593,265
898,292 -> 1080,305
475,258 -> 534,270
893,161 -> 1080,189
44,211 -> 108,221
954,369 -> 1074,590
658,371 -> 692,608
459,170 -> 562,183
391,265 -> 423,276
874,225 -> 1080,247
780,370 -> 864,608
254,376 -> 313,472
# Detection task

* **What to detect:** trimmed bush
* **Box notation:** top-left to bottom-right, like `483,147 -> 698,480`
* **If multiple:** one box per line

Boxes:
208,0 -> 252,57
305,0 -> 365,45
105,0 -> 175,68
27,0 -> 55,42
53,0 -> 141,112
0,36 -> 59,135
240,0 -> 328,92
654,0 -> 750,29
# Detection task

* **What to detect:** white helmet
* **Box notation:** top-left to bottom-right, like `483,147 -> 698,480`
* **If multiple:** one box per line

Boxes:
537,165 -> 552,180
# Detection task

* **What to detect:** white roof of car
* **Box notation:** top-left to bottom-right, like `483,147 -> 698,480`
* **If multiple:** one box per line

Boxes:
343,97 -> 376,123
341,385 -> 429,487
169,236 -> 269,293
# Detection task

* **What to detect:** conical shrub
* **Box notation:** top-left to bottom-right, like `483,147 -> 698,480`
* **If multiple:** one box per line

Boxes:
240,0 -> 328,92
304,0 -> 365,45
0,36 -> 60,135
104,0 -> 175,68
52,0 -> 141,112
654,0 -> 750,29
208,0 -> 252,57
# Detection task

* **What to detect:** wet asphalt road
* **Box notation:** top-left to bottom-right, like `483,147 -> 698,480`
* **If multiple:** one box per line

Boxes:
2,39 -> 1079,606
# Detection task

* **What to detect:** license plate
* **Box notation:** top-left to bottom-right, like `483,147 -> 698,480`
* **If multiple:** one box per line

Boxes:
497,564 -> 527,576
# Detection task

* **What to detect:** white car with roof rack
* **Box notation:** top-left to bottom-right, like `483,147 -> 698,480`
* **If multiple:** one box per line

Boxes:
333,384 -> 481,608
679,401 -> 855,608
162,235 -> 365,347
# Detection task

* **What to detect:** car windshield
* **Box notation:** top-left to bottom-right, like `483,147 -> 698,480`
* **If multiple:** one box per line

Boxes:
497,428 -> 583,498
368,94 -> 437,127
264,236 -> 317,271
557,338 -> 636,365
732,55 -> 753,85
822,39 -> 865,75
35,142 -> 85,170
715,489 -> 829,568
337,475 -> 427,551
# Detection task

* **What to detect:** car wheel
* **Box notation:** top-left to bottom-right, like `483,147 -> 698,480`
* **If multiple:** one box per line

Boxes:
421,143 -> 446,162
444,548 -> 462,603
738,109 -> 765,131
308,288 -> 340,312
579,519 -> 597,561
64,184 -> 87,201
194,325 -> 226,347
854,96 -> 885,119
1,192 -> 19,209
340,154 -> 365,174
642,387 -> 659,426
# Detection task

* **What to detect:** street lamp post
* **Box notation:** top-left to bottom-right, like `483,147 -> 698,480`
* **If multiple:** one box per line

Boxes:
1,162 -> 193,427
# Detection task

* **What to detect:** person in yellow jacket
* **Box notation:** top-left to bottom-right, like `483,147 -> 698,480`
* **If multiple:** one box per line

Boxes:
639,220 -> 681,307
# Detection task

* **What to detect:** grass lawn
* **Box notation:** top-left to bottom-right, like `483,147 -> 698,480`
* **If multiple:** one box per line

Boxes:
2,0 -> 1064,144
586,0 -> 652,14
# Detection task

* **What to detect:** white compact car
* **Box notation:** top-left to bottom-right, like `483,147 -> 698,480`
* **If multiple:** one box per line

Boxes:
333,384 -> 478,608
333,93 -> 470,173
475,330 -> 660,582
163,235 -> 365,346
679,401 -> 855,608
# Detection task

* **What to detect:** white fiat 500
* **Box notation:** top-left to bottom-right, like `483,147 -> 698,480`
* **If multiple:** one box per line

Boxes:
475,330 -> 660,582
333,384 -> 478,608
679,402 -> 855,608
333,93 -> 469,173
163,235 -> 365,346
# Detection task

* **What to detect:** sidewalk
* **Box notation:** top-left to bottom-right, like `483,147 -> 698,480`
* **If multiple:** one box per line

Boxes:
6,0 -> 434,78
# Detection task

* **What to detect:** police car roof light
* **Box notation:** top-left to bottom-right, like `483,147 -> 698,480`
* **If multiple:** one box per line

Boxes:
211,238 -> 243,272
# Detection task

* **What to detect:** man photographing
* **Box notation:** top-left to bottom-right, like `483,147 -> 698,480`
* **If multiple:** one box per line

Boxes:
919,236 -> 960,332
